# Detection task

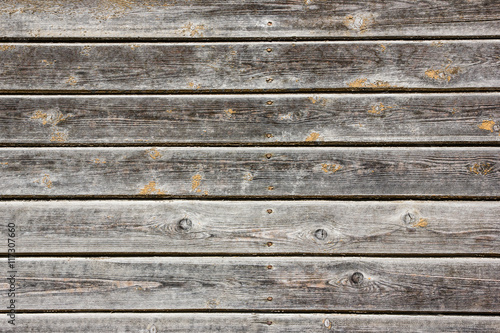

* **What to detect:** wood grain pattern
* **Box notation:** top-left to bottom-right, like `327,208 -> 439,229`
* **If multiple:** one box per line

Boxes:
12,313 -> 500,332
0,42 -> 498,91
0,0 -> 498,39
1,93 -> 499,144
2,200 -> 499,255
5,257 -> 500,312
0,147 -> 498,197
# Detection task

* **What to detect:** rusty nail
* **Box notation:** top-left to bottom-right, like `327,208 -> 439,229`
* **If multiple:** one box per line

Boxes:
267,296 -> 273,301
266,48 -> 272,52
267,265 -> 273,269
266,321 -> 273,325
265,153 -> 272,159
267,242 -> 273,247
266,133 -> 273,138
266,101 -> 273,105
267,209 -> 273,214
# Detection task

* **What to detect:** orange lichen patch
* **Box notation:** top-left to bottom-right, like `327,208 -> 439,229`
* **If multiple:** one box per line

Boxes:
305,132 -> 321,142
130,44 -> 140,50
431,41 -> 444,47
478,120 -> 495,132
50,130 -> 68,142
34,174 -> 53,189
0,45 -> 15,51
243,173 -> 254,181
166,109 -> 173,113
188,82 -> 201,89
468,163 -> 494,176
322,319 -> 333,330
347,78 -> 396,88
380,44 -> 386,52
139,181 -> 165,195
93,158 -> 107,164
192,174 -> 203,193
321,163 -> 343,173
308,96 -> 327,106
179,22 -> 205,37
0,162 -> 8,165
66,76 -> 78,86
412,218 -> 428,228
147,148 -> 162,160
368,103 -> 392,115
343,14 -> 373,33
31,110 -> 71,126
81,46 -> 92,56
224,109 -> 236,118
425,62 -> 461,82
41,59 -> 56,66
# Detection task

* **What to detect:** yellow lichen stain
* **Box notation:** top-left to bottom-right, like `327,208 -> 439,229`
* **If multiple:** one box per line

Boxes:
166,109 -> 173,113
431,41 -> 444,47
41,59 -> 56,66
50,130 -> 67,142
380,44 -> 386,52
243,173 -> 253,181
66,76 -> 78,86
468,163 -> 494,176
94,158 -> 107,164
34,174 -> 53,189
188,82 -> 201,89
478,120 -> 495,132
192,174 -> 203,193
130,44 -> 140,50
179,22 -> 205,37
321,163 -> 343,173
308,96 -> 327,106
412,218 -> 428,228
31,110 -> 71,126
81,46 -> 92,56
139,181 -> 165,195
0,162 -> 8,165
343,14 -> 373,33
368,103 -> 392,115
347,78 -> 396,88
305,132 -> 321,142
425,61 -> 461,82
147,148 -> 162,160
224,108 -> 235,118
0,45 -> 15,51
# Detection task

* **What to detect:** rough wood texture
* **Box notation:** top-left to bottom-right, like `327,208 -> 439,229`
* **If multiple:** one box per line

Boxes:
1,93 -> 499,144
2,201 -> 499,255
12,313 -> 500,333
5,257 -> 500,312
0,0 -> 498,39
0,42 -> 499,91
0,147 -> 498,197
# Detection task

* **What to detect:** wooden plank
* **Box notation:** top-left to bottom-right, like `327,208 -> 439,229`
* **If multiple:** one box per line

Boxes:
2,200 -> 499,255
12,313 -> 500,332
5,257 -> 500,312
0,41 -> 498,91
0,147 -> 498,197
0,1 -> 498,39
1,93 -> 499,144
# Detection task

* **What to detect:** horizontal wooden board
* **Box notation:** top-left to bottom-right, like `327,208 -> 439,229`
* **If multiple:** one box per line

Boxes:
0,42 -> 499,91
0,147 -> 498,197
12,313 -> 500,332
2,201 -> 499,255
1,93 -> 499,144
4,257 -> 500,312
0,0 -> 499,39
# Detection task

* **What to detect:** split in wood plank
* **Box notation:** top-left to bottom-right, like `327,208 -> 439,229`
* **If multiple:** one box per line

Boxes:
0,0 -> 499,39
3,257 -> 500,312
0,42 -> 499,91
1,200 -> 499,255
1,93 -> 499,144
0,147 -> 498,197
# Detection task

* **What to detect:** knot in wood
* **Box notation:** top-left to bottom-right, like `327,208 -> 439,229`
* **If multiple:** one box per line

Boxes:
314,228 -> 328,240
402,212 -> 417,225
178,218 -> 193,231
350,272 -> 364,285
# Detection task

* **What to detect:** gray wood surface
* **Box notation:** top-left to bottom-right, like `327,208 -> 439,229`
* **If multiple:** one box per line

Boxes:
2,200 -> 499,255
0,42 -> 498,91
0,0 -> 498,39
5,257 -> 500,312
1,93 -> 499,144
11,313 -> 500,333
0,147 -> 498,197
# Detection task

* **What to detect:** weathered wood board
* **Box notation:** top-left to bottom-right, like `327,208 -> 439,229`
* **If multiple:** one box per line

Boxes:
12,313 -> 500,333
2,201 -> 499,255
0,42 -> 498,91
0,147 -> 498,197
1,93 -> 499,144
0,0 -> 498,39
5,257 -> 500,312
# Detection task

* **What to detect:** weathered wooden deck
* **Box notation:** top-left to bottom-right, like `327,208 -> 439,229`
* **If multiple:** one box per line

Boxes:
1,1 -> 499,332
